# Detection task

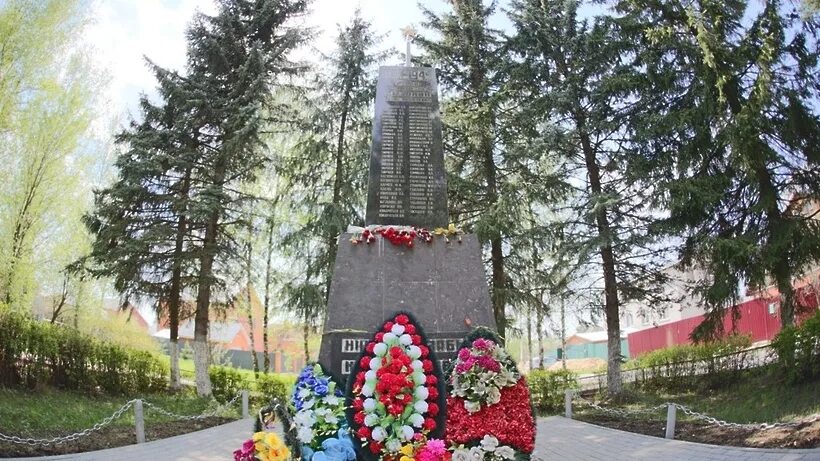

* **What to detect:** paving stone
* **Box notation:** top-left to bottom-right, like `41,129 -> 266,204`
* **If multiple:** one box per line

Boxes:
8,416 -> 820,460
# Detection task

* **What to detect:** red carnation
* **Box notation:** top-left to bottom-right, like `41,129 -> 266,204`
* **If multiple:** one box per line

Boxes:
359,356 -> 370,369
357,426 -> 371,439
426,374 -> 437,385
412,335 -> 422,345
383,321 -> 394,331
375,332 -> 385,342
405,324 -> 416,335
354,411 -> 365,425
427,385 -> 438,399
352,397 -> 364,410
422,359 -> 433,373
428,402 -> 439,416
419,345 -> 429,358
445,378 -> 536,453
369,441 -> 382,454
423,418 -> 437,431
365,342 -> 376,354
388,404 -> 404,416
390,346 -> 403,358
395,314 -> 410,325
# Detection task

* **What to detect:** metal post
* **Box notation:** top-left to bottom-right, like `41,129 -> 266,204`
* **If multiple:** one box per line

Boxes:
134,399 -> 145,444
564,389 -> 573,419
242,390 -> 249,419
665,404 -> 677,439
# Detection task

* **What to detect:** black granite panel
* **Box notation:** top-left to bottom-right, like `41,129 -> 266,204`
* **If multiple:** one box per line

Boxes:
365,66 -> 447,228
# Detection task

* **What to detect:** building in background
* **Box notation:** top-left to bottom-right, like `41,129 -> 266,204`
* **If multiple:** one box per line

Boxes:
153,285 -> 307,373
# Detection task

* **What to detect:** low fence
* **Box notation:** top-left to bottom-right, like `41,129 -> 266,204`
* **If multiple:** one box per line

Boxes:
577,344 -> 774,392
562,390 -> 820,439
0,390 -> 250,447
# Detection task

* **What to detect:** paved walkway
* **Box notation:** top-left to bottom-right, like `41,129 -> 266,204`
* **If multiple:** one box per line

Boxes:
6,417 -> 820,460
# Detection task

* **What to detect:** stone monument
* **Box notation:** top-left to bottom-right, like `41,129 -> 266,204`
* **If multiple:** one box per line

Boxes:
317,31 -> 496,381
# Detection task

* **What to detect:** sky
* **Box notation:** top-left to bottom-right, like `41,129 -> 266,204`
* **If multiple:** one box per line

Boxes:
87,0 -> 441,121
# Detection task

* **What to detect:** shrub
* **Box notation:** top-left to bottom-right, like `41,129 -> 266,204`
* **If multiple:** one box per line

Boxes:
0,311 -> 168,395
632,334 -> 752,391
528,369 -> 578,415
254,373 -> 295,407
771,310 -> 820,383
209,365 -> 250,403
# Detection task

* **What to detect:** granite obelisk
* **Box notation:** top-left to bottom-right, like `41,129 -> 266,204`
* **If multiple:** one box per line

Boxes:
318,30 -> 496,380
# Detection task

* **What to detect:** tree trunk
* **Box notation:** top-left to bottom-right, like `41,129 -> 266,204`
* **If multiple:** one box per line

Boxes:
774,260 -> 796,328
263,217 -> 275,374
50,275 -> 69,323
560,295 -> 567,372
246,228 -> 259,377
303,308 -> 310,364
167,170 -> 190,390
3,154 -> 46,306
578,120 -> 622,395
193,209 -> 219,396
526,303 -> 533,372
536,298 -> 544,370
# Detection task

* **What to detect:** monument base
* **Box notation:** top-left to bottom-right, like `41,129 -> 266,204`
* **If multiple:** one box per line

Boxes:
317,232 -> 496,380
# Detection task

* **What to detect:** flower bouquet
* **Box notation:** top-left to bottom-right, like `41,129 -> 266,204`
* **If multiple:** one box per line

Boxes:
235,432 -> 291,461
292,363 -> 346,454
346,312 -> 446,460
445,328 -> 536,459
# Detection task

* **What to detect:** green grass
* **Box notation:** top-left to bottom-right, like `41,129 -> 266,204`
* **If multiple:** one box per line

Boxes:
0,387 -> 240,437
590,368 -> 820,424
159,355 -> 289,383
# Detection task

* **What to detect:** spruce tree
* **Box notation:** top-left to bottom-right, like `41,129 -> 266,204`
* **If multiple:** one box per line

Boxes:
615,0 -> 820,334
417,0 -> 514,337
275,11 -> 384,360
508,0 -> 670,393
182,0 -> 307,395
81,64 -> 198,390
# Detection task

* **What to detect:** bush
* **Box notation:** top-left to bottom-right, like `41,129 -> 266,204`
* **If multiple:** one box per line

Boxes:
632,334 -> 753,391
254,373 -> 295,406
209,365 -> 250,403
0,311 -> 168,395
771,310 -> 820,383
528,369 -> 578,415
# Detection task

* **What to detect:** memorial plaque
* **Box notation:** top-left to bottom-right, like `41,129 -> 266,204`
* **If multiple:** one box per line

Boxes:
365,66 -> 447,228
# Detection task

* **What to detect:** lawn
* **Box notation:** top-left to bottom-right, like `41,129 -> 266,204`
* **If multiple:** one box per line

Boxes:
0,387 -> 240,437
580,366 -> 820,424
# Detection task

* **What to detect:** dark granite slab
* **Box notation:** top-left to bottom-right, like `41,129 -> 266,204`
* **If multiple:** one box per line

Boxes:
365,66 -> 447,228
317,233 -> 496,381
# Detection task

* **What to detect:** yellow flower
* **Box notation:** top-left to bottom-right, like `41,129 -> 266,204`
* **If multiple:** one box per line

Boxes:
400,456 -> 414,461
265,432 -> 285,449
400,444 -> 415,456
253,432 -> 266,442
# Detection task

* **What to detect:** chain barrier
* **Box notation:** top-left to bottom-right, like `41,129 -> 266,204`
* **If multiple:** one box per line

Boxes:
0,391 -> 244,446
142,391 -> 243,421
574,394 -> 667,418
570,391 -> 820,431
0,399 -> 137,446
673,404 -> 820,430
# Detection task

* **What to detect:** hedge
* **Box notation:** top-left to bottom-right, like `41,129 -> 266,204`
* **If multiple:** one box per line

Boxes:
0,311 -> 167,394
209,365 -> 295,406
771,310 -> 820,383
629,334 -> 753,390
528,369 -> 579,414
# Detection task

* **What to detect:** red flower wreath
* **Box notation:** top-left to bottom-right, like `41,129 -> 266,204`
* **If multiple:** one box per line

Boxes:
349,314 -> 441,458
